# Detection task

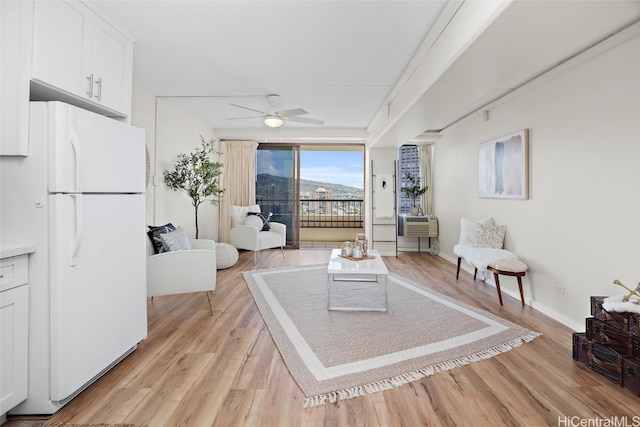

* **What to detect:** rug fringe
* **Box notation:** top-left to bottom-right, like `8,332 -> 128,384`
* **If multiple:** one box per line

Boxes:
303,330 -> 541,408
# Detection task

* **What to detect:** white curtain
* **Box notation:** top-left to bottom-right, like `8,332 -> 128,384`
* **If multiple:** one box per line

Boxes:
219,140 -> 258,243
418,144 -> 433,216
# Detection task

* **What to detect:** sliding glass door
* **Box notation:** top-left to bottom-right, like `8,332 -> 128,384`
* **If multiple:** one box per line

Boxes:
256,144 -> 300,248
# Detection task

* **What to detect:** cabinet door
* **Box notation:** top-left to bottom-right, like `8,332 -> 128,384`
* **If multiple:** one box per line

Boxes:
32,0 -> 93,101
1,0 -> 33,156
91,15 -> 133,115
0,285 -> 29,413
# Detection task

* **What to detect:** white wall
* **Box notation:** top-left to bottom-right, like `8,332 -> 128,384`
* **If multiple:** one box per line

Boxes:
433,34 -> 640,330
128,30 -> 639,331
131,85 -> 156,226
130,87 -> 220,240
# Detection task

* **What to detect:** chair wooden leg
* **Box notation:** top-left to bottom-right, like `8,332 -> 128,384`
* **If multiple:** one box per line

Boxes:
473,268 -> 478,281
456,257 -> 462,280
280,246 -> 285,258
492,272 -> 504,306
206,291 -> 214,316
254,251 -> 257,264
517,276 -> 525,306
487,266 -> 526,306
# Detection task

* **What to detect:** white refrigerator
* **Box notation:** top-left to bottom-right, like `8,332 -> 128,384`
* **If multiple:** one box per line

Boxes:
0,101 -> 147,414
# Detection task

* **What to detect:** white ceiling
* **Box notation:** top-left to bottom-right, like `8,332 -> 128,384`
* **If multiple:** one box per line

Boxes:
89,0 -> 447,133
87,0 -> 640,145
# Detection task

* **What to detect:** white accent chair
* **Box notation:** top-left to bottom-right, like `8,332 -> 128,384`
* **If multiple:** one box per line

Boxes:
146,237 -> 216,315
230,204 -> 286,263
453,217 -> 516,281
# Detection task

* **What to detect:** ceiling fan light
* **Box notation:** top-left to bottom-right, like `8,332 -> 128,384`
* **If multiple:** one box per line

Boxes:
264,116 -> 283,128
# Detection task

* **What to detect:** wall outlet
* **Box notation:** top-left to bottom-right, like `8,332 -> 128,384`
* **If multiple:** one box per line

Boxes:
554,285 -> 566,295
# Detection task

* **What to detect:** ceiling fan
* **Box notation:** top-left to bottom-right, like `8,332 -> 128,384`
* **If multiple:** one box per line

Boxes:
227,94 -> 325,128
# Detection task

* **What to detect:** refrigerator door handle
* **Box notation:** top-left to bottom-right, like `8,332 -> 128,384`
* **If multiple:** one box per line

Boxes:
69,125 -> 81,193
70,194 -> 83,267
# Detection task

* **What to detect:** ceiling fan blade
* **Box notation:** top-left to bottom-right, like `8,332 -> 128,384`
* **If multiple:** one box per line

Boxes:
276,108 -> 308,118
284,116 -> 325,125
230,103 -> 265,115
226,115 -> 263,120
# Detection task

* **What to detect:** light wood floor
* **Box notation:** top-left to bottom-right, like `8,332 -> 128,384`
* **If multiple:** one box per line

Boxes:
4,249 -> 640,427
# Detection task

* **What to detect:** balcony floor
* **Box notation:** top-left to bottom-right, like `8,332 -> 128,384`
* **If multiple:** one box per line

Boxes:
299,241 -> 342,249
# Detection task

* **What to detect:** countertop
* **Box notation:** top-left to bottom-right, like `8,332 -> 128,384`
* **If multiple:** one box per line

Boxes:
0,243 -> 37,259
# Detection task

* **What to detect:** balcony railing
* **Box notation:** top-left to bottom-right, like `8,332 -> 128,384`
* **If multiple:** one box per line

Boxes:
299,199 -> 363,228
255,198 -> 364,244
256,199 -> 364,228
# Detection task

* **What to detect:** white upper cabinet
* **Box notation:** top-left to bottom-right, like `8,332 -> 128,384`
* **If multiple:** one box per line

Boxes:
31,0 -> 133,117
1,0 -> 33,156
1,0 -> 133,156
32,1 -> 92,101
91,15 -> 133,115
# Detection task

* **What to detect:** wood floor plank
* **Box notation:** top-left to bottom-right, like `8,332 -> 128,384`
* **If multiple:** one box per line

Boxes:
128,353 -> 214,425
5,249 -> 640,427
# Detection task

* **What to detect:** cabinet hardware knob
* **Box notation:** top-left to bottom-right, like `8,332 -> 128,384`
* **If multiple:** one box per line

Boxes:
94,77 -> 102,101
86,74 -> 94,97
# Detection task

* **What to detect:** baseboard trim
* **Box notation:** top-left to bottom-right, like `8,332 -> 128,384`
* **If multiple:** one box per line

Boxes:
438,253 -> 582,331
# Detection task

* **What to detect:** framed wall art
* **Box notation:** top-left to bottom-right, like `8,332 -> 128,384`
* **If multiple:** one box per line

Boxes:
478,129 -> 529,200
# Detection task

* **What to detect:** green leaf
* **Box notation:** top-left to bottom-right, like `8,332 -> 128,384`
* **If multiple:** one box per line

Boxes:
163,135 -> 225,237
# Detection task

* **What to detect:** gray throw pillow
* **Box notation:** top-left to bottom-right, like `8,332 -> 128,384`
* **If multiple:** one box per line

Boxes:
159,229 -> 193,252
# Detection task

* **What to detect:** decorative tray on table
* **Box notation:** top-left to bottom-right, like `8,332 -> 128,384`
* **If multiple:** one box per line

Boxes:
338,254 -> 375,261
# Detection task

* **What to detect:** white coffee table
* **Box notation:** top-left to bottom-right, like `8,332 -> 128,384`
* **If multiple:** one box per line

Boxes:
327,249 -> 388,312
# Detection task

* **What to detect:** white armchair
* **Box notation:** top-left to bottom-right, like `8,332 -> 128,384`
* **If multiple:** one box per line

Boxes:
229,204 -> 286,263
146,237 -> 216,315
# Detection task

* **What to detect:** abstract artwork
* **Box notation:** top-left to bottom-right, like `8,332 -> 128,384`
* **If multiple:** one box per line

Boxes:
478,130 -> 529,199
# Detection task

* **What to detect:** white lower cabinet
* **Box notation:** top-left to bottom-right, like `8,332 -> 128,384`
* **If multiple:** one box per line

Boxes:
0,255 -> 30,415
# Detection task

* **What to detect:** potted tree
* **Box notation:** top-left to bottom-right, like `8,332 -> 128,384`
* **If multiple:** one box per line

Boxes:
401,172 -> 428,215
164,136 -> 224,238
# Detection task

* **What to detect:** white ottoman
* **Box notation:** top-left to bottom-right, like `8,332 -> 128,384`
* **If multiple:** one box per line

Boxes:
216,242 -> 239,269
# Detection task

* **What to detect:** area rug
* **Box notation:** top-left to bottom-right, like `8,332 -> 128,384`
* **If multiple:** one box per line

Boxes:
243,264 -> 540,407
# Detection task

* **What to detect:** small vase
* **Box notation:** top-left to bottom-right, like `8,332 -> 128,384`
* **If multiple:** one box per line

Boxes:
355,233 -> 368,257
340,241 -> 353,257
352,245 -> 363,259
410,207 -> 421,216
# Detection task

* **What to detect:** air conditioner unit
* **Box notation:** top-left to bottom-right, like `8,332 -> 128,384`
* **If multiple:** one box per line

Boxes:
398,215 -> 438,237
